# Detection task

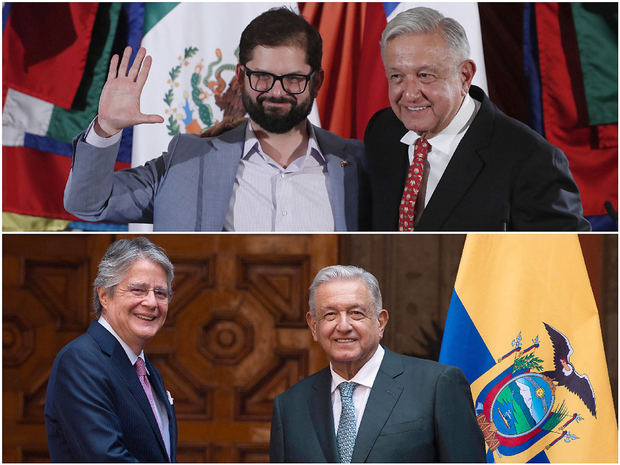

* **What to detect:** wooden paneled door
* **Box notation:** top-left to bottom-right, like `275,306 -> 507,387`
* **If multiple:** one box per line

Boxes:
3,234 -> 336,462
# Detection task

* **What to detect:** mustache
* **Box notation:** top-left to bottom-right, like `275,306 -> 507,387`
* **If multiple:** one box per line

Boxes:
258,95 -> 296,105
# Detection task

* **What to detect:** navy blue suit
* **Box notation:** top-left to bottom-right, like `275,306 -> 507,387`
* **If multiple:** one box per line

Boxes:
45,321 -> 177,462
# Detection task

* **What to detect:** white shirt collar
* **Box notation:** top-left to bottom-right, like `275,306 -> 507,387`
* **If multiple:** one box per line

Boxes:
243,120 -> 326,168
400,92 -> 476,154
98,316 -> 147,373
330,345 -> 385,392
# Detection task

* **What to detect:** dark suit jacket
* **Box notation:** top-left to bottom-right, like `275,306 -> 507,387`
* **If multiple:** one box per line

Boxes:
364,85 -> 591,231
270,347 -> 485,462
64,122 -> 370,231
44,321 -> 177,462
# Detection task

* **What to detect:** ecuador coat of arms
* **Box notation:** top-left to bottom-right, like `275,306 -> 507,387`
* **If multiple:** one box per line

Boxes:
475,323 -> 597,461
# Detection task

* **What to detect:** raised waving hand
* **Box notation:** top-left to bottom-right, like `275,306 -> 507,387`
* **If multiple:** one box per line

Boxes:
95,46 -> 164,137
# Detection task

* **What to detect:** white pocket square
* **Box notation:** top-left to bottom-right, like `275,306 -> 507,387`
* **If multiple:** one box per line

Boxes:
166,390 -> 174,405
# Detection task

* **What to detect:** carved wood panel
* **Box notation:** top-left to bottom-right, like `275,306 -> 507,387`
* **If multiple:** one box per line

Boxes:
3,234 -> 335,462
5,234 -> 615,462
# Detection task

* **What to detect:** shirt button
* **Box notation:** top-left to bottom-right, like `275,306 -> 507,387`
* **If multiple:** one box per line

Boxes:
282,210 -> 287,216
280,173 -> 286,178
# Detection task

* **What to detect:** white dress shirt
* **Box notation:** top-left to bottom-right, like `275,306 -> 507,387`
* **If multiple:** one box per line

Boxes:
400,93 -> 481,209
98,317 -> 171,458
330,345 -> 385,434
85,118 -> 122,147
224,122 -> 334,231
84,118 -> 335,232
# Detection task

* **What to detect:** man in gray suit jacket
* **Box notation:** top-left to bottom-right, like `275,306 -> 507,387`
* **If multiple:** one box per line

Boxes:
270,265 -> 486,462
64,8 -> 368,231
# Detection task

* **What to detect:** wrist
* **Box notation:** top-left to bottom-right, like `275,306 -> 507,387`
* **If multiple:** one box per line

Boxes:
94,117 -> 120,138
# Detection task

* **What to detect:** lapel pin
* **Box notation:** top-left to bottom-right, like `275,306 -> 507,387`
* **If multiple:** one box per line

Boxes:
340,161 -> 349,167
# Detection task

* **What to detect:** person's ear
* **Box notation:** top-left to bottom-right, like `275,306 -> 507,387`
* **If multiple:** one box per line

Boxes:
235,63 -> 245,84
458,59 -> 476,95
306,312 -> 319,341
377,309 -> 389,339
311,69 -> 325,97
97,287 -> 110,311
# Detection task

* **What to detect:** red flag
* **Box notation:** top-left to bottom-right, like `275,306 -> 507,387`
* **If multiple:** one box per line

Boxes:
300,3 -> 389,140
3,145 -> 130,220
536,3 -> 617,216
2,3 -> 99,109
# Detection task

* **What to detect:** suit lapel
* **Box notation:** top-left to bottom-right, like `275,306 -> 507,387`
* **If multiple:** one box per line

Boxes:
146,356 -> 176,462
309,368 -> 339,462
368,112 -> 409,230
88,322 -> 169,461
315,126 -> 357,231
417,87 -> 492,230
198,123 -> 246,230
351,348 -> 404,463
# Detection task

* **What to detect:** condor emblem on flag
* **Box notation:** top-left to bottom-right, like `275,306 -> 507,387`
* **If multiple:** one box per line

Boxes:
475,323 -> 596,460
439,235 -> 617,463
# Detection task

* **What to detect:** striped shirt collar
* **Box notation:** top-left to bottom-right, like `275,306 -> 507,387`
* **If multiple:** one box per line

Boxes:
243,119 -> 326,168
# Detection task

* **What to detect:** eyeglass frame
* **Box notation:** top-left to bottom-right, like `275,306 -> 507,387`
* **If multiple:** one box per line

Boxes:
242,66 -> 315,95
119,284 -> 171,301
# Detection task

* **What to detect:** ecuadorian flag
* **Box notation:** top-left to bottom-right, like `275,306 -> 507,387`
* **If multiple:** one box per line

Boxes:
439,235 -> 617,462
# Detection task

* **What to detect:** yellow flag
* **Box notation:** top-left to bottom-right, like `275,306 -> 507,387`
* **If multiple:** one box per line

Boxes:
439,234 -> 617,462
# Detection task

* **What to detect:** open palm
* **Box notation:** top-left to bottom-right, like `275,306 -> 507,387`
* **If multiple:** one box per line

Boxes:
96,46 -> 163,136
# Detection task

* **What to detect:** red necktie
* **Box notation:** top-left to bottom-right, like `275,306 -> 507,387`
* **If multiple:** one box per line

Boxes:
398,138 -> 430,231
135,357 -> 165,441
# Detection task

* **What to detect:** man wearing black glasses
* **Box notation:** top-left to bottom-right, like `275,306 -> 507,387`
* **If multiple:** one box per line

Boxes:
64,8 -> 368,231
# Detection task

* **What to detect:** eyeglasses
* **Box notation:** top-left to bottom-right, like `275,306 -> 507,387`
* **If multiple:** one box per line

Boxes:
122,285 -> 170,301
243,66 -> 314,94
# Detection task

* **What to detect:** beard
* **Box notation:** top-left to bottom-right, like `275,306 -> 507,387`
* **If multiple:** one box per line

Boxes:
241,83 -> 314,134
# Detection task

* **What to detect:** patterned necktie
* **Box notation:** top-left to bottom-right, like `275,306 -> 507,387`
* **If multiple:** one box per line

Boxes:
135,357 -> 165,441
398,138 -> 431,231
337,381 -> 359,463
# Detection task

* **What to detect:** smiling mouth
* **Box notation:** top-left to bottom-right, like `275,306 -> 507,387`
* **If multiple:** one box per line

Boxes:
135,314 -> 157,322
335,338 -> 356,343
405,105 -> 429,111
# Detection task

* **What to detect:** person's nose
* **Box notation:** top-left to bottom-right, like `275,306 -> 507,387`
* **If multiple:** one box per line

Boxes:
142,289 -> 158,308
403,76 -> 421,101
269,77 -> 287,97
335,312 -> 353,331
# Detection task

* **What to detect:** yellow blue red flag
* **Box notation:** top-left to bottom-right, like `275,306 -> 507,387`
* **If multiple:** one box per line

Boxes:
439,234 -> 617,462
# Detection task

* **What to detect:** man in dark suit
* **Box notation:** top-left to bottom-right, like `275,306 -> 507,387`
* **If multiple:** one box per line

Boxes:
270,265 -> 485,462
365,7 -> 590,231
45,237 -> 177,462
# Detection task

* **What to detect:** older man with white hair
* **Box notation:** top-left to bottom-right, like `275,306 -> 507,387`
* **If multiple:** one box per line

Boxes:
270,264 -> 485,462
365,6 -> 590,232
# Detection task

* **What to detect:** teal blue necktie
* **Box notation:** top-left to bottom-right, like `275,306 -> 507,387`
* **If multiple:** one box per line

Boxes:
337,381 -> 359,463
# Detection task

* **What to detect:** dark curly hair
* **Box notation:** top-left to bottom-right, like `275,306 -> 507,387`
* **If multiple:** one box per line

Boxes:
239,7 -> 322,72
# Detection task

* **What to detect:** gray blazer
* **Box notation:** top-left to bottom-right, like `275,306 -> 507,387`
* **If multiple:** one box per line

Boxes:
270,347 -> 486,462
64,122 -> 368,231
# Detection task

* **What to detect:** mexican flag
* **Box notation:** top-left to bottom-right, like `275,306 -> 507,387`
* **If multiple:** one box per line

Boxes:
133,2 -> 299,168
